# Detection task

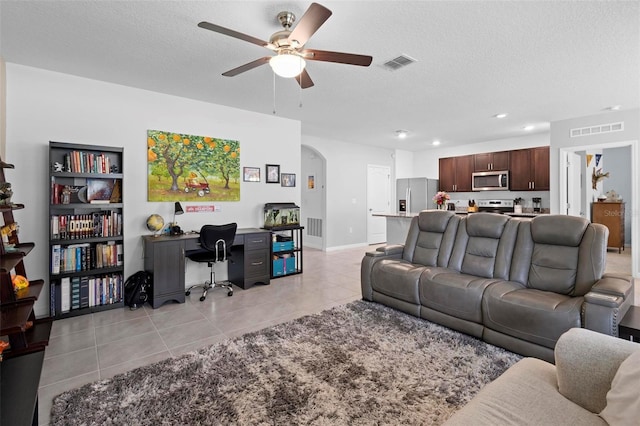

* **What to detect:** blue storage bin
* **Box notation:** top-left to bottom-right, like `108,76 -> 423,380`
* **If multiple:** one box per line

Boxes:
273,256 -> 296,276
272,241 -> 295,252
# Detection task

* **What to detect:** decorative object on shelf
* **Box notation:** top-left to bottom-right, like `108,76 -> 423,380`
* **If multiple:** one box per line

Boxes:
146,214 -> 165,237
433,191 -> 450,209
243,167 -> 260,182
0,182 -> 12,205
605,190 -> 622,201
263,203 -> 300,229
52,161 -> 64,172
281,173 -> 296,187
147,129 -> 240,201
592,167 -> 609,189
11,274 -> 29,291
266,164 -> 280,183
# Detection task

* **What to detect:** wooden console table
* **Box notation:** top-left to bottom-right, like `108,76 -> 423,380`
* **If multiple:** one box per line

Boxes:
592,201 -> 625,253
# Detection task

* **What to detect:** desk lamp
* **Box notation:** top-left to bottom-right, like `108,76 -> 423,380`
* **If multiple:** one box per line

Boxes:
171,202 -> 184,235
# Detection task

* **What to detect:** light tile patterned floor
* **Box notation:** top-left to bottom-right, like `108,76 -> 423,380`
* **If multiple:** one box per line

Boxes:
37,244 -> 633,425
38,245 -> 367,425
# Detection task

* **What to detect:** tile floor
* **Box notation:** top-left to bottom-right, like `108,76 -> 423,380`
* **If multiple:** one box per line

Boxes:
37,244 -> 634,425
38,245 -> 367,425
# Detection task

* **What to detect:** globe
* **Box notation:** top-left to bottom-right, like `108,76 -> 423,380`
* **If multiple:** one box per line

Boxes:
146,214 -> 164,235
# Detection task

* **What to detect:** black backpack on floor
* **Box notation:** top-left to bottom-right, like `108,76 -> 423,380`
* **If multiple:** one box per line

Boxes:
124,271 -> 151,309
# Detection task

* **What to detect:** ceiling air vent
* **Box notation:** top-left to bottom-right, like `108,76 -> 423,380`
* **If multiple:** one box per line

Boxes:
382,54 -> 417,71
570,122 -> 624,138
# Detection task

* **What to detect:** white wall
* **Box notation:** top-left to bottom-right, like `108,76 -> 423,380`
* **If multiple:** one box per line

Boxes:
551,108 -> 639,278
301,145 -> 325,249
302,134 -> 394,250
5,64 -> 301,316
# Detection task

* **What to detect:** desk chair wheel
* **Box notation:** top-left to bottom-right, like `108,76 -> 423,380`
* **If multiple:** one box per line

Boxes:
199,295 -> 206,302
185,290 -> 192,296
228,290 -> 233,297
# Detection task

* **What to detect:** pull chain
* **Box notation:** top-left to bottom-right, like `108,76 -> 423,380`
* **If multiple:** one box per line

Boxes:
272,72 -> 276,115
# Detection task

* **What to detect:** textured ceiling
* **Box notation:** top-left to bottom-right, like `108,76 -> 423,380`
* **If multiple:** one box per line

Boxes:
1,1 -> 638,151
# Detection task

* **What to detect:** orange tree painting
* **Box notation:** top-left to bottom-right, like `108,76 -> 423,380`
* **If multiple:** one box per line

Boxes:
147,129 -> 240,201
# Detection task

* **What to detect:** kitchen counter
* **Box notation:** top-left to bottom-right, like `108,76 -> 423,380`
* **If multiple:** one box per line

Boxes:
377,211 -> 549,245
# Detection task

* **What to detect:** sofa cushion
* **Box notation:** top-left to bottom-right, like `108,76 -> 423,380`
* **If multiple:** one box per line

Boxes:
447,213 -> 515,279
599,350 -> 640,424
371,260 -> 424,304
403,211 -> 459,267
420,272 -> 499,323
444,358 -> 606,426
522,215 -> 605,296
482,281 -> 582,349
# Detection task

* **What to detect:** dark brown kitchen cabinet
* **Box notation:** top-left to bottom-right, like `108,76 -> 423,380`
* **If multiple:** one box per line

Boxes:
509,147 -> 549,191
439,155 -> 473,192
474,151 -> 509,172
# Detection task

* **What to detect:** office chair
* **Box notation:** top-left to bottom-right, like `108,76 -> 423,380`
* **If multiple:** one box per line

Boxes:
185,223 -> 237,301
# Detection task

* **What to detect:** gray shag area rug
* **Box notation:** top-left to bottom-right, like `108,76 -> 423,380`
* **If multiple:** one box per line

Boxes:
51,300 -> 521,425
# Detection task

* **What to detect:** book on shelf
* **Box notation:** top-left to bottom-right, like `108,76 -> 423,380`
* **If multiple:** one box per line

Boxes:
61,277 -> 71,313
51,244 -> 61,274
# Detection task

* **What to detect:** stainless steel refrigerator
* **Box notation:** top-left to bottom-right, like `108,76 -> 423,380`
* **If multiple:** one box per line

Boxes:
396,178 -> 439,213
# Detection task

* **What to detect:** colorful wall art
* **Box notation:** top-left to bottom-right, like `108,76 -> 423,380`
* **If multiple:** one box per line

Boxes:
147,129 -> 240,201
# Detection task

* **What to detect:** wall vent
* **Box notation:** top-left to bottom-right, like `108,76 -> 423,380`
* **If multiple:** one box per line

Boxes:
382,54 -> 417,71
307,218 -> 322,237
570,122 -> 624,138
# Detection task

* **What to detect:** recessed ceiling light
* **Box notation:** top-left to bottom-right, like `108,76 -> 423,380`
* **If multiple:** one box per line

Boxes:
432,140 -> 441,146
493,113 -> 508,119
604,105 -> 622,111
523,125 -> 535,131
395,130 -> 409,139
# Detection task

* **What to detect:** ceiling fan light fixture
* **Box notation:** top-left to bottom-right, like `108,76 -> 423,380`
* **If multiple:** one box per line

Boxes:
269,54 -> 306,78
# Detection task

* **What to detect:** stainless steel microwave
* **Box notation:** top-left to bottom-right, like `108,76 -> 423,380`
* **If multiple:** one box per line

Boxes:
472,170 -> 509,191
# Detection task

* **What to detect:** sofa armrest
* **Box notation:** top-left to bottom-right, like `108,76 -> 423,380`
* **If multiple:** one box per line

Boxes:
366,244 -> 405,257
555,328 -> 639,414
361,245 -> 404,300
590,274 -> 633,299
583,275 -> 634,336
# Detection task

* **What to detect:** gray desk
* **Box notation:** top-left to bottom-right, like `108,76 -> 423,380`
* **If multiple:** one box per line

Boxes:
142,228 -> 271,308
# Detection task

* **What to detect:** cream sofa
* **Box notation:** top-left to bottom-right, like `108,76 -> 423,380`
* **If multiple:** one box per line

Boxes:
445,328 -> 640,425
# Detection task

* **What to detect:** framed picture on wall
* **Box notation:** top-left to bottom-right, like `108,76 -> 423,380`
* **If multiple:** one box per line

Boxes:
281,173 -> 296,187
243,167 -> 261,182
307,175 -> 315,190
266,164 -> 280,183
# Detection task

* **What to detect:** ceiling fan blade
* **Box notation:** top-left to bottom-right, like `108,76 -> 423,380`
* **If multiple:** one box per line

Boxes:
302,49 -> 372,66
198,21 -> 272,49
288,3 -> 332,47
222,57 -> 271,77
295,69 -> 314,89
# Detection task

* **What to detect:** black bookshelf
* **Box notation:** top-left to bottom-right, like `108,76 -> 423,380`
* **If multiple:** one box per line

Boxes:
49,141 -> 125,319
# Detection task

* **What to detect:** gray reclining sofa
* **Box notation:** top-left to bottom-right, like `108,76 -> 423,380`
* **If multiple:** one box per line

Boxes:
361,211 -> 635,362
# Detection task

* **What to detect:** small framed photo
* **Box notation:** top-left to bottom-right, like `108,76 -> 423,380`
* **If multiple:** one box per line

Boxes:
243,167 -> 261,182
281,173 -> 296,187
266,164 -> 280,183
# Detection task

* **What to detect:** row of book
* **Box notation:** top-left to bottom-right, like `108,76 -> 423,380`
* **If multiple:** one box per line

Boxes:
51,242 -> 123,274
50,273 -> 123,316
51,211 -> 122,240
63,151 -> 114,174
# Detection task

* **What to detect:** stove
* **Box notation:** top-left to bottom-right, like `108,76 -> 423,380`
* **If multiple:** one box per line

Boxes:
476,199 -> 514,214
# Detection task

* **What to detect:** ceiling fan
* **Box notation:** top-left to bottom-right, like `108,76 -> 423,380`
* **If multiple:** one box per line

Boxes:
198,2 -> 373,89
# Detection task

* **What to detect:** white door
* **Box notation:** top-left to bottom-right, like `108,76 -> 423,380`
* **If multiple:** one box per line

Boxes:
566,152 -> 582,216
367,164 -> 391,244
